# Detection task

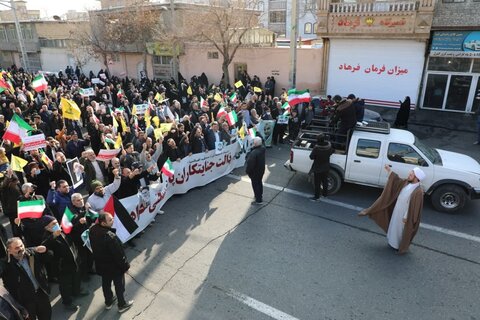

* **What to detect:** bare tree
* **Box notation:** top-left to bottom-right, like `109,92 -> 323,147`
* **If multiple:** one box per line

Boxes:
182,0 -> 261,86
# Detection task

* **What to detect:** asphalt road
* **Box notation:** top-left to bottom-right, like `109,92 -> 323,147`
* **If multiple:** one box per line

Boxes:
48,132 -> 480,320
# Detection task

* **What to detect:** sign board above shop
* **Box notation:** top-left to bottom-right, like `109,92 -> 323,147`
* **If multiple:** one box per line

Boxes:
329,15 -> 415,34
430,31 -> 480,57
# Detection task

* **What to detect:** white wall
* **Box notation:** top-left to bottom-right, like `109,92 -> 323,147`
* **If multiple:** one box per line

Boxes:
326,39 -> 426,107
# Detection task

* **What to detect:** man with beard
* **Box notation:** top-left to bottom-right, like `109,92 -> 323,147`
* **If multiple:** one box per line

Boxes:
87,169 -> 121,212
358,166 -> 425,254
2,238 -> 52,320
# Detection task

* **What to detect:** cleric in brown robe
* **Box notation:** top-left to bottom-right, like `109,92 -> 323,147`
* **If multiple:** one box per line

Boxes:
358,165 -> 425,254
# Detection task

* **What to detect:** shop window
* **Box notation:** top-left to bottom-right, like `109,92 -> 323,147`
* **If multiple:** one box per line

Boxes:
388,143 -> 427,166
473,59 -> 480,73
152,55 -> 172,65
7,25 -> 17,41
356,139 -> 381,159
304,22 -> 312,34
207,51 -> 219,59
423,74 -> 448,109
0,26 -> 6,41
269,11 -> 286,23
445,75 -> 472,111
427,57 -> 471,72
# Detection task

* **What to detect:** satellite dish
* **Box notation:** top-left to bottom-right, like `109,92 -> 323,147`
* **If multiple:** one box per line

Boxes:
53,15 -> 61,21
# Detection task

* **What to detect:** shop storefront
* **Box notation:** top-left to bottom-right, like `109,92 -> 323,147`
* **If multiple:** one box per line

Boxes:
420,31 -> 480,113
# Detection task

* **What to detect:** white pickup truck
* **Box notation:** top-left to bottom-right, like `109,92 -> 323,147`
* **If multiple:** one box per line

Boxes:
284,122 -> 480,213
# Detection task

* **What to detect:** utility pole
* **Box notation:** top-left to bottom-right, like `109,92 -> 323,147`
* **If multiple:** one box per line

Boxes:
288,0 -> 299,89
170,0 -> 179,84
0,0 -> 29,71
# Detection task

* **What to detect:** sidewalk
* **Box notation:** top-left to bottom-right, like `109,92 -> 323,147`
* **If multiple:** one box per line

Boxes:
369,106 -> 477,134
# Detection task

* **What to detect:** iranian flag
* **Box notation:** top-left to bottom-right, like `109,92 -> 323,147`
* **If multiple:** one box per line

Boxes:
288,89 -> 311,107
103,196 -> 139,243
216,107 -> 227,119
248,127 -> 257,138
229,92 -> 237,103
18,199 -> 45,220
61,207 -> 75,234
226,110 -> 238,126
161,158 -> 175,177
32,74 -> 48,92
200,97 -> 208,108
2,114 -> 34,144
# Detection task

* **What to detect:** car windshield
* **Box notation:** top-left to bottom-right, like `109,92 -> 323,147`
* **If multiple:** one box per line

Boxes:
414,137 -> 442,165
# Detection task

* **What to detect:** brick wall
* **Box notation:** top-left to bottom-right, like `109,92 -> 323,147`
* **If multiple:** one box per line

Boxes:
433,0 -> 480,28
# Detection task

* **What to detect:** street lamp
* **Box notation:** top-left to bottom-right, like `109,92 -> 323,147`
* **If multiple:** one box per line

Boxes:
0,0 -> 29,71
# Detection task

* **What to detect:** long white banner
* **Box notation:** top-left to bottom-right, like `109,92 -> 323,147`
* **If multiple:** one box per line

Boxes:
115,138 -> 250,243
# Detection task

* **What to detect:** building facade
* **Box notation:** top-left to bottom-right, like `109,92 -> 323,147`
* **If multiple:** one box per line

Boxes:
419,0 -> 480,113
316,0 -> 435,108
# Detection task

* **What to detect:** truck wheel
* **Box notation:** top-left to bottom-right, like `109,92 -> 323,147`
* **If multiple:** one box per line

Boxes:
327,170 -> 342,195
431,185 -> 466,213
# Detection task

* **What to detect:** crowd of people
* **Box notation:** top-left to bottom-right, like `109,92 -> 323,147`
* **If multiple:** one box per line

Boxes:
0,63 -> 387,318
0,65 -> 321,319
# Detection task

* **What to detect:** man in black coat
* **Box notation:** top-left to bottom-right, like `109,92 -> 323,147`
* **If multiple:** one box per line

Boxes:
42,217 -> 88,311
89,213 -> 133,313
309,134 -> 334,201
2,238 -> 52,320
245,137 -> 266,205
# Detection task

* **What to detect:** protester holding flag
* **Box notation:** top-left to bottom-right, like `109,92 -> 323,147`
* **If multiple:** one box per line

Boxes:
67,194 -> 97,281
42,217 -> 88,312
87,169 -> 121,212
89,212 -> 134,313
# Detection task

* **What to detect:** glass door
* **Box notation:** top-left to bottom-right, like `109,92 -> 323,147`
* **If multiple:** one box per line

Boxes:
445,75 -> 473,111
472,77 -> 480,114
423,74 -> 448,109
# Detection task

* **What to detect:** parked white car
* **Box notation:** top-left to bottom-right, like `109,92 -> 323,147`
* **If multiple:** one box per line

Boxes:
285,122 -> 480,213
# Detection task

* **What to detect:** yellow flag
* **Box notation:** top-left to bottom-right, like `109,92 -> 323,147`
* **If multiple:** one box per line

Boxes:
10,154 -> 28,172
151,116 -> 160,128
114,135 -> 123,149
238,124 -> 245,139
187,86 -> 193,95
112,115 -> 119,128
160,123 -> 173,133
120,118 -> 128,132
154,128 -> 163,140
234,80 -> 243,88
154,92 -> 163,102
253,87 -> 262,93
132,104 -> 137,116
26,91 -> 34,101
145,108 -> 151,128
60,98 -> 81,120
214,93 -> 222,102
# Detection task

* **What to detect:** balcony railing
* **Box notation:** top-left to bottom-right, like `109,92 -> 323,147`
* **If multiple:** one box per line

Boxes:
269,1 -> 287,10
330,1 -> 416,13
318,0 -> 435,12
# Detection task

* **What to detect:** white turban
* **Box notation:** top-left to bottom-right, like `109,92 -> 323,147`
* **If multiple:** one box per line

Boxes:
413,167 -> 426,181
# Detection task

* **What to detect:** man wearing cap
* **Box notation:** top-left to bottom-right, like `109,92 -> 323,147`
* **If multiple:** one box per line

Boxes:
87,169 -> 121,212
358,165 -> 425,254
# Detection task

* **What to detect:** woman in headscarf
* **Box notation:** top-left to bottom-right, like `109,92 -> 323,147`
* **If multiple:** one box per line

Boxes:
394,96 -> 411,129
